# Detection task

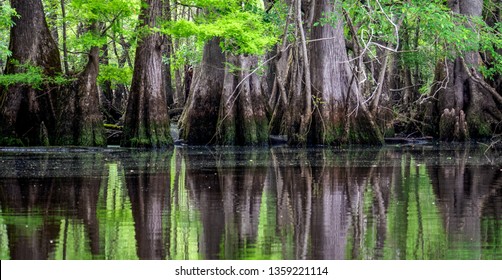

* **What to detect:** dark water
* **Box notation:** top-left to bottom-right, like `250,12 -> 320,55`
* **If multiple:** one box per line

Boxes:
0,145 -> 501,260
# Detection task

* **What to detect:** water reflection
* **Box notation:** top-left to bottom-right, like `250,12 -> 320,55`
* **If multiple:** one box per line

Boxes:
427,148 -> 502,259
125,152 -> 171,260
0,146 -> 501,260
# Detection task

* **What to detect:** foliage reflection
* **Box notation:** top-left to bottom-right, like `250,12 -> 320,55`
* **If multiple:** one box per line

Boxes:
0,147 -> 501,259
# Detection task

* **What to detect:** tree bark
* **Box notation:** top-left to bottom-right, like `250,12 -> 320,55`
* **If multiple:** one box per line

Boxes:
216,55 -> 269,145
180,40 -> 269,146
427,0 -> 502,140
0,0 -> 61,146
282,0 -> 383,145
61,0 -> 70,75
162,41 -> 174,107
122,0 -> 172,147
55,23 -> 105,146
162,0 -> 174,107
74,44 -> 106,146
296,0 -> 312,142
179,38 -> 225,144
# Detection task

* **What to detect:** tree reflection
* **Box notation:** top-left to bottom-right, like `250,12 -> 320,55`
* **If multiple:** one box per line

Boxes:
0,152 -> 104,259
270,148 -> 312,259
181,148 -> 223,259
125,151 -> 171,260
269,148 -> 383,259
426,147 -> 502,259
182,148 -> 268,259
1,146 -> 502,259
0,176 -> 59,259
97,162 -> 137,260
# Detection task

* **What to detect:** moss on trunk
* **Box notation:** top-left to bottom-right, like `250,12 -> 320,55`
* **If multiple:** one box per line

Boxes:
78,124 -> 106,146
282,0 -> 383,146
54,46 -> 106,147
466,112 -> 492,139
0,0 -> 61,146
424,0 -> 502,142
216,55 -> 269,146
180,38 -> 225,145
122,0 -> 173,148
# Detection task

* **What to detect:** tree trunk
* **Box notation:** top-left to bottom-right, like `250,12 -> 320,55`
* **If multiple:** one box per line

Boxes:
111,32 -> 131,116
269,4 -> 293,136
216,55 -> 269,145
74,45 -> 106,146
268,44 -> 291,135
122,0 -> 172,147
162,41 -> 174,107
180,37 -> 268,146
179,38 -> 225,144
61,0 -> 70,75
283,0 -> 383,145
0,0 -> 61,146
173,40 -> 185,106
428,0 -> 502,140
163,1 -> 175,108
55,24 -> 105,146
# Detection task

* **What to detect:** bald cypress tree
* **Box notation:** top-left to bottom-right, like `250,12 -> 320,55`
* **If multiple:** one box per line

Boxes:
0,0 -> 61,146
122,0 -> 172,147
427,0 -> 502,141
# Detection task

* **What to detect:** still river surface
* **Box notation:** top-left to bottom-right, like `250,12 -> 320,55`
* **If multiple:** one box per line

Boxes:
0,145 -> 501,260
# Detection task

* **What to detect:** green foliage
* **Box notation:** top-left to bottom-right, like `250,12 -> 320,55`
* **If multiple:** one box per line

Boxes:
70,0 -> 137,22
0,61 -> 72,89
72,31 -> 108,51
168,40 -> 203,71
477,21 -> 502,80
343,0 -> 502,100
0,136 -> 24,146
0,63 -> 44,88
0,2 -> 17,28
164,0 -> 279,55
405,2 -> 502,80
343,0 -> 403,52
0,2 -> 17,68
60,0 -> 139,70
98,64 -> 132,88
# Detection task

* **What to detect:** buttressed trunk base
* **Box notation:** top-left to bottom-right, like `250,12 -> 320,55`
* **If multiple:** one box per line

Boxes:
0,0 -> 61,146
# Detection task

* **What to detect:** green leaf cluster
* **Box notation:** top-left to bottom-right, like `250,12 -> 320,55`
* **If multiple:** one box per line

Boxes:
0,3 -> 18,66
55,0 -> 139,70
164,0 -> 279,55
476,20 -> 502,80
344,0 -> 502,94
98,64 -> 132,88
168,42 -> 203,71
0,63 -> 44,88
0,61 -> 71,89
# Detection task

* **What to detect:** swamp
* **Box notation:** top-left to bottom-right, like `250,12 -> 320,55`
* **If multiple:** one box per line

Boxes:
1,145 -> 502,260
1,0 -> 502,260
